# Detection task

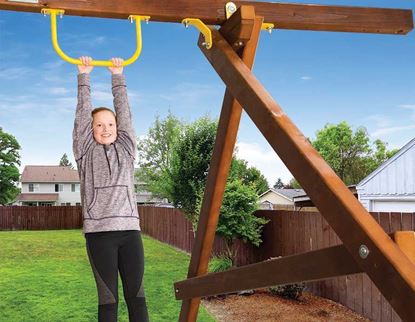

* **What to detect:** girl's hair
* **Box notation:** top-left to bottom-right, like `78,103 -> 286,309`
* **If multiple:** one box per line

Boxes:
91,107 -> 116,119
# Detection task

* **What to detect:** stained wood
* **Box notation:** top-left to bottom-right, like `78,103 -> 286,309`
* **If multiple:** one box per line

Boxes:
0,0 -> 412,34
198,28 -> 415,321
174,244 -> 363,300
178,13 -> 262,322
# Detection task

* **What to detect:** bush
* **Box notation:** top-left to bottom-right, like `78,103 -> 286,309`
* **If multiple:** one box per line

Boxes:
269,283 -> 305,300
208,255 -> 233,273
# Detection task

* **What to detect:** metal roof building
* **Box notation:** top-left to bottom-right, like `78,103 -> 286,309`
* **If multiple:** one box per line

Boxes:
356,138 -> 415,212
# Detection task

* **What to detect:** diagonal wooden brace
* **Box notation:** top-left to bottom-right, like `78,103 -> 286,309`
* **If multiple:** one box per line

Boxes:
175,244 -> 361,300
198,28 -> 415,322
175,231 -> 415,300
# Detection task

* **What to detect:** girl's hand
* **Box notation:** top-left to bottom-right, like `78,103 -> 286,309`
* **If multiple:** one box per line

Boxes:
77,56 -> 93,74
108,57 -> 124,75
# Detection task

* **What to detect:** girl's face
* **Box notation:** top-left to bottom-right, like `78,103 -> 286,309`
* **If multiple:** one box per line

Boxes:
92,110 -> 117,145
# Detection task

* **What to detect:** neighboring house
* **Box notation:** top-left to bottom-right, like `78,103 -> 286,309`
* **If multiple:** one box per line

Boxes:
356,138 -> 415,212
293,186 -> 357,211
135,181 -> 170,206
16,166 -> 81,206
259,188 -> 305,210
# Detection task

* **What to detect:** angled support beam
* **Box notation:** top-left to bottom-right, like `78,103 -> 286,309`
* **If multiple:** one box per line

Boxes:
0,0 -> 412,34
178,8 -> 261,322
175,244 -> 361,300
175,231 -> 415,300
198,28 -> 415,322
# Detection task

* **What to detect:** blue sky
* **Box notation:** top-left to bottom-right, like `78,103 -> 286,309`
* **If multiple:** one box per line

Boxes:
0,0 -> 414,186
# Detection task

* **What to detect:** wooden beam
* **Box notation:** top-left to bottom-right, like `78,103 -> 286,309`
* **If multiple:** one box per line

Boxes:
175,244 -> 361,300
394,231 -> 415,265
219,5 -> 255,52
175,231 -> 414,300
198,28 -> 415,322
178,10 -> 261,322
0,0 -> 412,34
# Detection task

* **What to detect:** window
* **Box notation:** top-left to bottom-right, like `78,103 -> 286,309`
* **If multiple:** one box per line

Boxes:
28,183 -> 39,192
66,202 -> 71,206
71,183 -> 80,192
55,184 -> 64,192
39,202 -> 53,206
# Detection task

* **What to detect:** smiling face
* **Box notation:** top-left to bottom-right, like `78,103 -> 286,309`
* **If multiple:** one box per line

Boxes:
92,110 -> 117,145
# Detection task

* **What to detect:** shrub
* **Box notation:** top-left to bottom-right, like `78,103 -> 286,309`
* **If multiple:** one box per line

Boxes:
269,283 -> 305,300
208,255 -> 233,273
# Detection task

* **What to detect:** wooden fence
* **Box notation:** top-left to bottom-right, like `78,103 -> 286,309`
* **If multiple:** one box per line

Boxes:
138,207 -> 414,322
0,206 -> 82,230
1,205 -> 414,321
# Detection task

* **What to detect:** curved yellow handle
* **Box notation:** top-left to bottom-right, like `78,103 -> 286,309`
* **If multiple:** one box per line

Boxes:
182,18 -> 212,49
41,9 -> 150,66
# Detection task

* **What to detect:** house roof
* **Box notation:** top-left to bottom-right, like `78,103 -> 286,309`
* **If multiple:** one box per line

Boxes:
293,185 -> 357,208
21,166 -> 79,183
357,137 -> 415,188
17,193 -> 59,201
260,188 -> 305,202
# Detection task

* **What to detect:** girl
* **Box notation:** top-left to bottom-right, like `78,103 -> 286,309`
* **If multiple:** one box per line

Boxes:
73,56 -> 149,322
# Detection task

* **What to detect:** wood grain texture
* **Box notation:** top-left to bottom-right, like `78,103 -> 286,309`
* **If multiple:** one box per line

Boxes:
0,0 -> 412,34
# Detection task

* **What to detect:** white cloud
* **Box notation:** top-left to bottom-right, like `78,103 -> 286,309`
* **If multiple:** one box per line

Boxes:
399,104 -> 415,109
235,141 -> 292,185
159,82 -> 221,105
367,114 -> 391,128
371,125 -> 415,138
93,90 -> 113,102
301,76 -> 312,81
0,67 -> 32,80
48,87 -> 70,95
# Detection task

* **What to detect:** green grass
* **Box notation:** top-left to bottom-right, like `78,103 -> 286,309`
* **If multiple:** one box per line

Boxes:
0,230 -> 216,322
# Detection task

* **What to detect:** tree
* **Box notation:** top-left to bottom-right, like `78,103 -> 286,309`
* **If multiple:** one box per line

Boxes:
216,179 -> 269,263
273,178 -> 285,189
136,112 -> 182,196
312,121 -> 397,185
59,153 -> 74,169
229,158 -> 269,194
138,114 -> 271,253
285,178 -> 302,189
168,116 -> 217,228
0,127 -> 21,205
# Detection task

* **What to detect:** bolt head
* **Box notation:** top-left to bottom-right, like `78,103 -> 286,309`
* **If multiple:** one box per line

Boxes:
359,245 -> 370,259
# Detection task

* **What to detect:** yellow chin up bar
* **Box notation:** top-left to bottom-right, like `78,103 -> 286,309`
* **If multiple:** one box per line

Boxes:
41,8 -> 150,67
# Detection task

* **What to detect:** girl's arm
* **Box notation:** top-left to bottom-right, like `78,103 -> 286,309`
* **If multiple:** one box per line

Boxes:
110,58 -> 137,160
73,57 -> 94,161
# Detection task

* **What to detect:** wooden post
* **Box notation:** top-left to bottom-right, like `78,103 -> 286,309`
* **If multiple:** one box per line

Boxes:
178,8 -> 262,322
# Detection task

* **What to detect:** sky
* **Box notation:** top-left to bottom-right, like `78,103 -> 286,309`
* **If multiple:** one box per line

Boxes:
0,0 -> 414,187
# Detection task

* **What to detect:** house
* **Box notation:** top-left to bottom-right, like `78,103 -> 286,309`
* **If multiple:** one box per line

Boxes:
259,188 -> 305,210
135,181 -> 170,206
16,166 -> 80,206
293,186 -> 358,210
356,138 -> 415,212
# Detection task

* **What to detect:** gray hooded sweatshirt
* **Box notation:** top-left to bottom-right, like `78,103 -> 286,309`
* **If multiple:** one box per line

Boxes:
73,73 -> 140,234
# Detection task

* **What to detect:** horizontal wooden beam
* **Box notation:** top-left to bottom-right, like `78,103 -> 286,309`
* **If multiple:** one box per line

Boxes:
0,0 -> 412,34
175,244 -> 362,300
198,27 -> 415,322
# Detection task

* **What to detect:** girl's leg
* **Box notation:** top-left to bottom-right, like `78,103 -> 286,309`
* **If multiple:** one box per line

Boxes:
85,232 -> 120,322
118,231 -> 149,322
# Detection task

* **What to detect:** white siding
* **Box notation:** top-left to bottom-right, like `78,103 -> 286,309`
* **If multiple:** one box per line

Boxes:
357,139 -> 415,212
21,182 -> 81,205
259,191 -> 292,206
58,183 -> 81,205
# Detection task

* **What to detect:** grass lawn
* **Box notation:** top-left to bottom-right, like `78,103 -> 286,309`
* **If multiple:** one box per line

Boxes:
0,230 -> 216,322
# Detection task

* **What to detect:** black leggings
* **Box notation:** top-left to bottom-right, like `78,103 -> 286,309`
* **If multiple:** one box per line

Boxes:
85,230 -> 149,322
